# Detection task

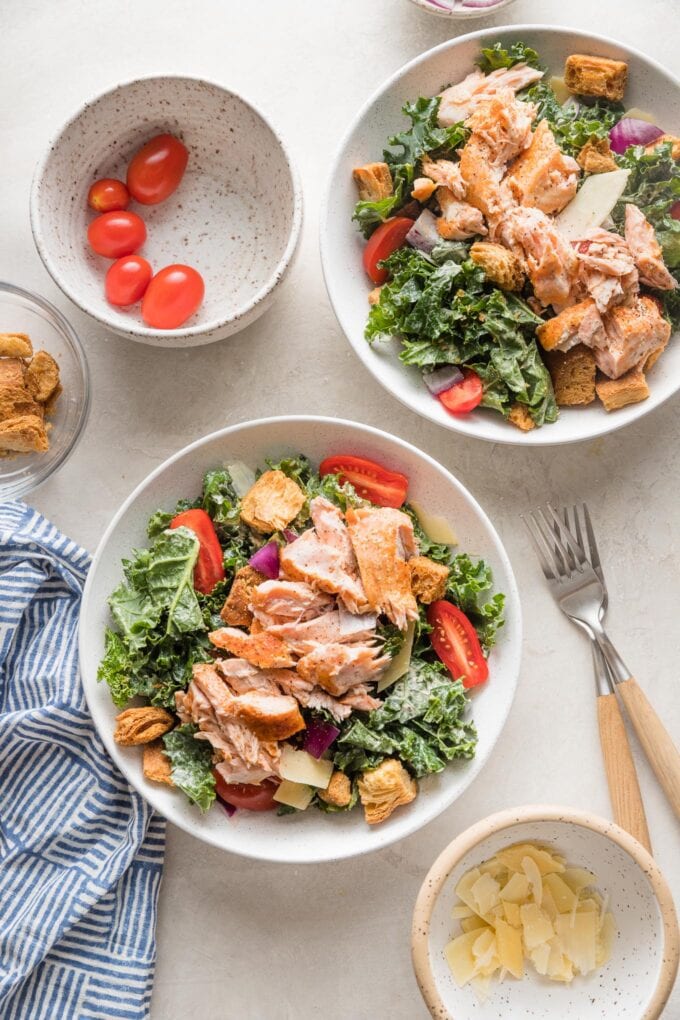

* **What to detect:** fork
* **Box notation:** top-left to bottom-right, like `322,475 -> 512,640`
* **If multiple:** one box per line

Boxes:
524,503 -> 680,827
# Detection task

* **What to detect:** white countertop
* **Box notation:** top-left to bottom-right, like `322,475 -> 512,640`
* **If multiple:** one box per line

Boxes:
3,0 -> 680,1015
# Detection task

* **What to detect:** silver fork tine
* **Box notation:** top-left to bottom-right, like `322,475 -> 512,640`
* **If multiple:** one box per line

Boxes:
581,503 -> 602,579
522,513 -> 558,580
544,504 -> 588,566
530,509 -> 579,580
561,506 -> 579,573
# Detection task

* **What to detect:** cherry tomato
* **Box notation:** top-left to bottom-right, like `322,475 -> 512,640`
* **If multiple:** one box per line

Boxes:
127,133 -> 189,205
87,178 -> 130,213
105,256 -> 153,306
427,600 -> 489,689
363,217 -> 414,285
141,264 -> 204,329
213,772 -> 279,811
319,454 -> 408,508
438,369 -> 483,415
170,508 -> 225,593
671,201 -> 680,220
87,211 -> 146,259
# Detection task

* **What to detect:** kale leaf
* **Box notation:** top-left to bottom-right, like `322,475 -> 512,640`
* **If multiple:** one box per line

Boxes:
163,724 -> 216,811
476,41 -> 541,74
521,80 -> 624,157
267,454 -> 366,524
447,554 -> 506,649
613,142 -> 680,270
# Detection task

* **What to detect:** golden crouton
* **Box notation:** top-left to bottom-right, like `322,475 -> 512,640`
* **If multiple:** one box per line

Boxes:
0,332 -> 33,359
0,358 -> 26,388
26,350 -> 60,403
352,162 -> 393,202
644,134 -> 680,160
143,741 -> 175,786
240,470 -> 306,534
536,299 -> 603,353
596,368 -> 649,411
577,137 -> 618,174
470,242 -> 525,292
220,565 -> 265,627
409,555 -> 449,604
411,177 -> 437,202
114,706 -> 175,746
44,383 -> 63,417
0,386 -> 43,422
0,415 -> 49,453
318,771 -> 352,808
368,286 -> 382,306
508,403 -> 535,432
544,344 -> 597,406
358,758 -> 417,825
564,54 -> 628,102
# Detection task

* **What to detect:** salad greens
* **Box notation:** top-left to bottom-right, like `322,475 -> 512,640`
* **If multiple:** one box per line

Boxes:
613,141 -> 680,272
476,41 -> 541,74
163,724 -> 216,811
520,80 -> 624,157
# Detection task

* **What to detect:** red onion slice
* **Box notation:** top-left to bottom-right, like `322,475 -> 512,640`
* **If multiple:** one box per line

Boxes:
304,720 -> 341,759
406,209 -> 441,255
283,528 -> 298,543
459,0 -> 505,7
609,118 -> 664,155
424,365 -> 464,395
249,541 -> 280,579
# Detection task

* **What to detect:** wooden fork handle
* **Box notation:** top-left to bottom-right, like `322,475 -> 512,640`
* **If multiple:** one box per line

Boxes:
597,692 -> 652,852
617,677 -> 680,822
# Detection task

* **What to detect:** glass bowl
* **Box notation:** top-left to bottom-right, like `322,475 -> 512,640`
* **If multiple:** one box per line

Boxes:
0,282 -> 90,500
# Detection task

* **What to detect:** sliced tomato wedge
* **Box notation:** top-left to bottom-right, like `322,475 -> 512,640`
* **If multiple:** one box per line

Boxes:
427,600 -> 489,688
169,508 -> 225,594
319,454 -> 408,508
363,217 -> 414,285
438,369 -> 483,415
213,772 -> 279,811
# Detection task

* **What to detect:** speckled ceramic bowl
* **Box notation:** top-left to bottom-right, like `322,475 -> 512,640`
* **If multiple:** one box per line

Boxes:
412,806 -> 679,1020
30,76 -> 302,348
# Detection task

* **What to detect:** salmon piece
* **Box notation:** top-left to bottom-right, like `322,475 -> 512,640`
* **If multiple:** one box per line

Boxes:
575,229 -> 639,313
250,579 -> 333,621
459,136 -> 515,228
465,88 -> 535,166
279,528 -> 368,612
346,507 -> 418,629
339,687 -> 382,714
597,295 -> 671,379
421,157 -> 466,198
624,204 -> 677,291
437,189 -> 487,240
499,207 -> 579,308
437,63 -> 543,126
506,119 -> 580,215
208,626 -> 295,668
220,566 -> 265,628
230,690 -> 305,742
296,643 -> 389,696
266,609 -> 377,656
310,497 -> 357,574
215,657 -> 285,695
536,299 -> 606,353
273,670 -> 380,722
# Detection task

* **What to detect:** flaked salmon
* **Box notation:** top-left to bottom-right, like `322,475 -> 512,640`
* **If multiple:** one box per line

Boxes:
465,88 -> 535,166
266,609 -> 377,656
437,188 -> 487,240
598,295 -> 671,378
209,626 -> 295,669
624,204 -> 677,291
310,496 -> 358,574
459,136 -> 515,227
437,63 -> 543,126
346,507 -> 418,629
250,579 -> 333,621
296,642 -> 389,696
421,157 -> 466,198
505,119 -> 580,215
575,229 -> 639,313
279,527 -> 368,612
500,207 -> 579,308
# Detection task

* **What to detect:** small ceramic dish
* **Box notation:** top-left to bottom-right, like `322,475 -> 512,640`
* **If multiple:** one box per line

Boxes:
31,75 -> 302,348
412,806 -> 679,1020
408,0 -> 516,18
0,282 -> 90,500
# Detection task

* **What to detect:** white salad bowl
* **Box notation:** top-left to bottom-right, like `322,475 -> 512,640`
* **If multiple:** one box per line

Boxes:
412,806 -> 680,1019
31,75 -> 302,348
79,416 -> 521,864
321,26 -> 680,446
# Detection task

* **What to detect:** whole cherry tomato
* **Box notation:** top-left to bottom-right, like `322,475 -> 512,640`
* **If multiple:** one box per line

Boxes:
105,256 -> 153,306
87,211 -> 146,259
87,178 -> 130,213
141,264 -> 204,329
127,134 -> 189,205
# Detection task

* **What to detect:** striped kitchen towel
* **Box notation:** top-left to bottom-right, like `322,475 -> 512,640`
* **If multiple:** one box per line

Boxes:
0,502 -> 165,1020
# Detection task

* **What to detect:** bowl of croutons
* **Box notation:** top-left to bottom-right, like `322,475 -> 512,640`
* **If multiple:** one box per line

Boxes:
0,282 -> 90,499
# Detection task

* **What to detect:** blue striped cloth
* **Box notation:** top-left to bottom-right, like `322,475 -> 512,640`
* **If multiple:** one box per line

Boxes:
0,502 -> 165,1020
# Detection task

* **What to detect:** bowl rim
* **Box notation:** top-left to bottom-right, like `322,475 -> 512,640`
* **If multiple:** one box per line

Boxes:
0,280 -> 91,499
79,413 -> 522,863
407,0 -> 516,19
29,73 -> 303,342
411,804 -> 680,1020
319,24 -> 680,447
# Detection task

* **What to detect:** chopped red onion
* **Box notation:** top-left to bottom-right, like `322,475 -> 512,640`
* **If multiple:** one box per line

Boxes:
249,541 -> 279,579
609,118 -> 664,155
406,209 -> 441,255
424,365 -> 464,395
283,528 -> 298,543
304,720 -> 341,759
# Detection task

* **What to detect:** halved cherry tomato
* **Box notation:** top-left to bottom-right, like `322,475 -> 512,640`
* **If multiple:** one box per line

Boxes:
87,210 -> 146,259
87,178 -> 130,213
438,369 -> 483,415
427,600 -> 489,689
170,508 -> 225,594
363,217 -> 414,285
141,264 -> 204,329
671,201 -> 680,221
105,255 -> 153,306
127,134 -> 189,205
213,772 -> 279,811
319,454 -> 408,508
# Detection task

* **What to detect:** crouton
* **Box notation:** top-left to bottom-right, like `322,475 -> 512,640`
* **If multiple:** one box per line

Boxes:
143,741 -> 175,786
544,344 -> 597,406
231,691 -> 305,742
352,162 -> 393,202
358,758 -> 417,825
25,350 -> 60,403
43,383 -> 63,417
508,403 -> 535,432
114,706 -> 175,745
536,299 -> 605,353
470,241 -> 525,292
0,358 -> 26,388
411,177 -> 436,202
596,367 -> 649,411
240,470 -> 306,533
220,566 -> 265,627
0,415 -> 49,453
0,386 -> 43,422
644,342 -> 667,373
368,286 -> 382,306
644,134 -> 680,160
0,332 -> 32,359
318,771 -> 352,808
564,54 -> 628,102
577,137 -> 618,174
409,555 -> 449,604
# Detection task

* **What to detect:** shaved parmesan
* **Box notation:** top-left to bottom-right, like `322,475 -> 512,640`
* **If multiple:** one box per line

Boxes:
555,169 -> 631,240
520,902 -> 554,950
502,900 -> 521,927
409,501 -> 458,546
495,918 -> 524,979
471,873 -> 501,917
273,780 -> 314,810
562,867 -> 597,894
227,461 -> 256,497
544,872 -> 578,914
377,621 -> 414,692
549,75 -> 571,104
500,872 -> 530,903
445,931 -> 479,986
623,107 -> 658,124
461,915 -> 489,934
279,747 -> 333,789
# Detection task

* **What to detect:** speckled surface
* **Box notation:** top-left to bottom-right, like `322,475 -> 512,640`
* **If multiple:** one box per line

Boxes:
2,0 -> 679,1017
